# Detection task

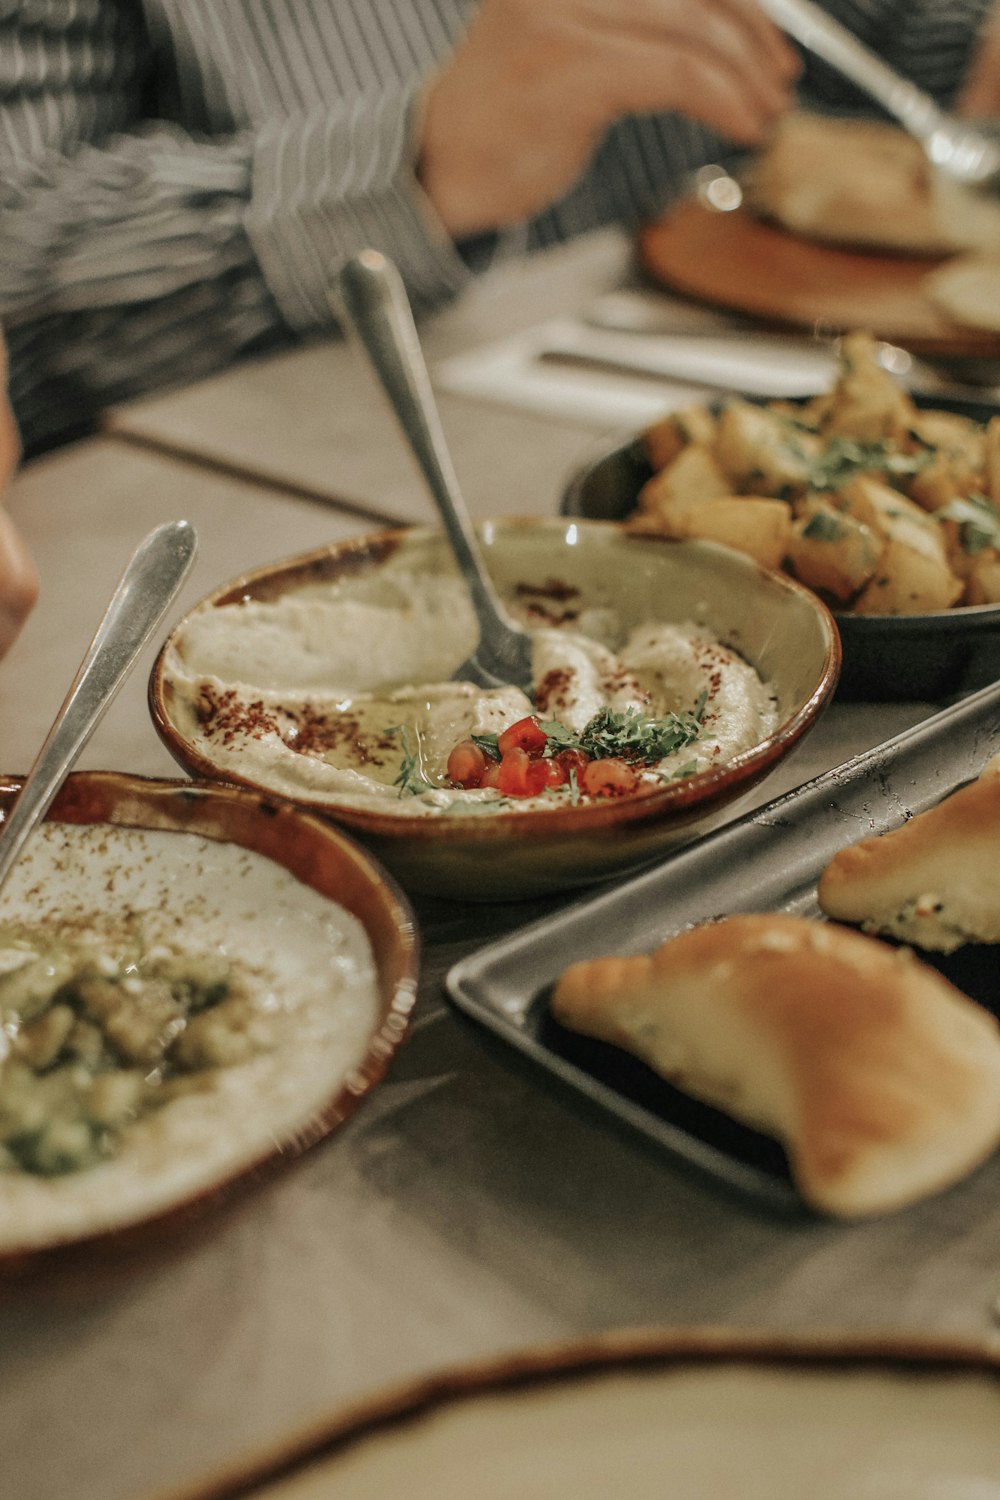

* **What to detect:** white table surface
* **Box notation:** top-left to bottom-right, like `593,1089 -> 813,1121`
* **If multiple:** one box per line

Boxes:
1,237 -> 997,1500
103,232 -> 644,525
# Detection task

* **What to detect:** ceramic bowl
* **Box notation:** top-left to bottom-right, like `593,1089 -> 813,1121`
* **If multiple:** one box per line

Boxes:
0,772 -> 418,1271
149,518 -> 840,901
562,412 -> 1000,702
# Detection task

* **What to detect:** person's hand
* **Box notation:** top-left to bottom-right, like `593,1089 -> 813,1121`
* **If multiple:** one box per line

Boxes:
0,335 -> 39,658
957,0 -> 1000,117
418,0 -> 800,238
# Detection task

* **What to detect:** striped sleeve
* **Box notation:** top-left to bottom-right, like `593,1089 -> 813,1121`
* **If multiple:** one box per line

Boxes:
245,90 -> 475,332
0,125 -> 288,453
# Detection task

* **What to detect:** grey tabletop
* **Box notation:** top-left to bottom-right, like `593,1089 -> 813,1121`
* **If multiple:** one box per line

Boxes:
1,237 -> 996,1500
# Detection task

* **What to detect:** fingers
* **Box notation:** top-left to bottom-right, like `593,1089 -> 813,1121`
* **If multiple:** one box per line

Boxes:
0,330 -> 35,659
0,336 -> 19,493
618,0 -> 800,82
590,28 -> 797,142
0,509 -> 38,660
557,0 -> 798,141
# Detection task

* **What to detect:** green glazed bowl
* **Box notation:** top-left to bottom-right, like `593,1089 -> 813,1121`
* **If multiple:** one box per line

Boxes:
149,518 -> 840,900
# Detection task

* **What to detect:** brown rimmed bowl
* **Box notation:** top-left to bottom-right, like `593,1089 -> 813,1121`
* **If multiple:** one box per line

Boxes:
0,771 -> 418,1274
156,1325 -> 1000,1499
149,518 -> 841,901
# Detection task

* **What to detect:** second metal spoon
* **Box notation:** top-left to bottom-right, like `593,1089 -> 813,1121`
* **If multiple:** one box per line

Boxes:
334,250 -> 534,694
0,519 -> 197,896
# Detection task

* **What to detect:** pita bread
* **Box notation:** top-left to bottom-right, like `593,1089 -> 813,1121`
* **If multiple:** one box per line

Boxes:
551,913 -> 1000,1217
818,759 -> 1000,950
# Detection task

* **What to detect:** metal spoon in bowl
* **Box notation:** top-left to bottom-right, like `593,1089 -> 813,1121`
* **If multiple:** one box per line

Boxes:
759,0 -> 1000,190
334,250 -> 534,694
0,519 -> 197,896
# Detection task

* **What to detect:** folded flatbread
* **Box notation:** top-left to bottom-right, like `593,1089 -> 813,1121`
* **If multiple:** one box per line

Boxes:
818,757 -> 1000,951
551,913 -> 1000,1217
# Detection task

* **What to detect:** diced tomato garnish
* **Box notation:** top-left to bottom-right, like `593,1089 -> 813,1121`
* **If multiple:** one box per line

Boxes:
524,759 -> 555,795
552,747 -> 590,784
540,758 -> 567,788
447,739 -> 489,789
480,759 -> 502,789
497,747 -> 532,796
497,715 -> 548,758
497,751 -> 562,798
582,756 -> 640,798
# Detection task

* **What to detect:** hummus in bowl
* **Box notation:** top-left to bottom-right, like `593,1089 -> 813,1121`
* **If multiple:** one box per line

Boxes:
0,772 -> 417,1270
150,519 -> 840,899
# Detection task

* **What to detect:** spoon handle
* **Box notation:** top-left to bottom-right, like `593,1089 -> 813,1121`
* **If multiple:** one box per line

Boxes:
0,519 -> 197,893
334,250 -> 511,636
758,0 -> 945,139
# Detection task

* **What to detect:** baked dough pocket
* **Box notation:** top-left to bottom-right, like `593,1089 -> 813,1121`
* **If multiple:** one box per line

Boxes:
817,756 -> 1000,954
551,913 -> 1000,1219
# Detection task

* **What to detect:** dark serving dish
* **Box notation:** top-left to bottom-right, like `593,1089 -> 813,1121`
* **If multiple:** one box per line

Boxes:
446,677 -> 1000,1214
561,393 -> 1000,702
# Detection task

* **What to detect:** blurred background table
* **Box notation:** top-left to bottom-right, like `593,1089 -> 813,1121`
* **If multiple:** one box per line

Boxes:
1,231 -> 997,1500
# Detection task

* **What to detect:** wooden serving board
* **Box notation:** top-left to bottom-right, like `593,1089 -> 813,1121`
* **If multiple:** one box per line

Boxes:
639,198 -> 1000,359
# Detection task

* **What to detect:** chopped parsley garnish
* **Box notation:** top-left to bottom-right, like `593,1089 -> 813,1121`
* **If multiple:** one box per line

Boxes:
471,730 -> 501,761
937,494 -> 1000,555
476,699 -> 707,769
386,724 -> 434,797
575,701 -> 706,762
440,797 -> 511,815
807,438 -> 931,492
661,759 -> 699,782
801,511 -> 848,542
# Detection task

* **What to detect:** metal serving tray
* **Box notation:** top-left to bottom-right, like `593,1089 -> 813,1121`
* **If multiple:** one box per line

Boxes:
446,679 -> 1000,1214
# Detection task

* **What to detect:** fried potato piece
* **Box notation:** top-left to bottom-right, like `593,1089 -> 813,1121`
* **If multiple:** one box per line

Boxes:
643,405 -> 717,472
841,476 -> 962,610
853,537 -> 963,613
906,412 -> 986,512
714,400 -> 818,496
655,495 -> 792,570
965,549 -> 1000,604
821,333 -> 916,445
785,497 -> 881,602
844,476 -> 956,569
635,444 -> 730,527
985,417 -> 1000,508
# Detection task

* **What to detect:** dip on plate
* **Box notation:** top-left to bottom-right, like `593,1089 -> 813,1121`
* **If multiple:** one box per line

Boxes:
161,570 -> 780,816
0,820 -> 382,1254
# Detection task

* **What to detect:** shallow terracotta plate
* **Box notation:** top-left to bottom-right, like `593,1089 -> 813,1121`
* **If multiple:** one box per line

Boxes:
0,772 -> 418,1272
157,1327 -> 1000,1499
639,198 -> 1000,360
149,518 -> 840,901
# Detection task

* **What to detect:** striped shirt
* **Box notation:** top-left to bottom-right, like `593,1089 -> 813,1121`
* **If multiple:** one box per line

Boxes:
0,0 -> 992,453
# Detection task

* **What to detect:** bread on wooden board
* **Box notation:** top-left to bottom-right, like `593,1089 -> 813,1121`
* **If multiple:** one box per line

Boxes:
551,913 -> 1000,1218
742,112 -> 1000,255
818,758 -> 1000,952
